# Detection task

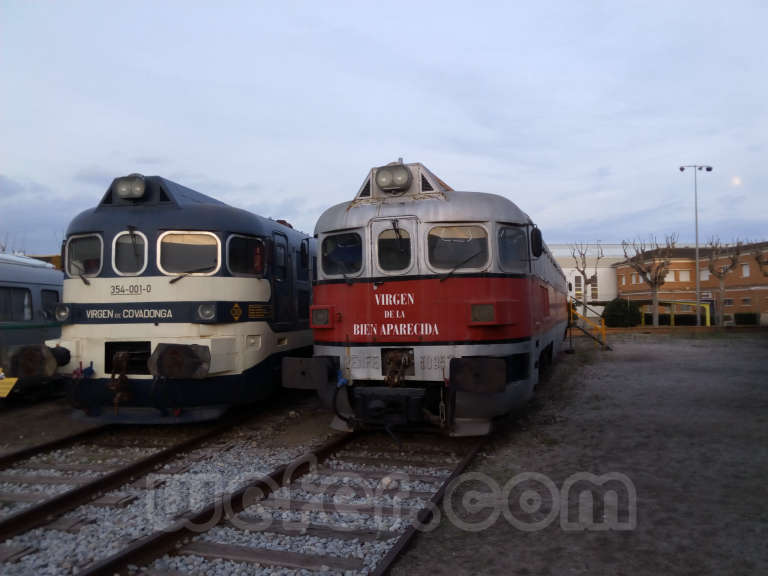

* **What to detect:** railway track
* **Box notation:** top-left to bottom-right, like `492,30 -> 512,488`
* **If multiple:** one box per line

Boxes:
0,403 -> 483,575
0,399 -> 340,574
77,432 -> 483,576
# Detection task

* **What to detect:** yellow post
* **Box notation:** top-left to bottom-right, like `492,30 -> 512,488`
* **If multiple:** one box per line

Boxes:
670,303 -> 675,327
704,303 -> 711,327
641,304 -> 645,326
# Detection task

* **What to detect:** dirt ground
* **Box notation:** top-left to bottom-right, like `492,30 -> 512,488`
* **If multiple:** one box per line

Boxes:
392,332 -> 768,576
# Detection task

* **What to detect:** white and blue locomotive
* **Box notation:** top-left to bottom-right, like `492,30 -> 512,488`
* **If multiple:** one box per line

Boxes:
49,174 -> 313,421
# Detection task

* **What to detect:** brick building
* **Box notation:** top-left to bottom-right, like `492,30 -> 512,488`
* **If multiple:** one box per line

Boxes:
615,241 -> 768,325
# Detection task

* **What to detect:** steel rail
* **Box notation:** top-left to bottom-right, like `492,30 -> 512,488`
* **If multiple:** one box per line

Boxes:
369,438 -> 485,576
80,431 -> 357,576
81,432 -> 483,576
0,418 -> 242,542
0,424 -> 111,468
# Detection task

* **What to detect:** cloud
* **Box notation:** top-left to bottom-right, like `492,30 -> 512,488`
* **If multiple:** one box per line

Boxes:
72,166 -> 115,187
0,175 -> 76,254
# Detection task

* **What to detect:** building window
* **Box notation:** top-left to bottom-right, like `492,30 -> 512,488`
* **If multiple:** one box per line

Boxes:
631,273 -> 639,284
665,270 -> 675,282
574,275 -> 583,300
591,275 -> 598,300
700,269 -> 710,281
723,298 -> 734,307
741,297 -> 752,306
621,274 -> 626,286
741,263 -> 751,278
678,270 -> 690,282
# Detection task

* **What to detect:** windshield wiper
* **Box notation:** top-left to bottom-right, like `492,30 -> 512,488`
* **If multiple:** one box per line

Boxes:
127,225 -> 140,264
391,219 -> 405,253
169,263 -> 216,284
71,262 -> 91,285
439,250 -> 482,282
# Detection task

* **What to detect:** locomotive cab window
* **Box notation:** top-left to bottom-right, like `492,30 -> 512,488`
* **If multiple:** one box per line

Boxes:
66,234 -> 103,278
0,287 -> 32,321
378,228 -> 411,271
158,231 -> 220,275
498,225 -> 528,272
113,230 -> 148,275
227,235 -> 265,276
427,225 -> 488,270
322,232 -> 362,275
41,289 -> 59,320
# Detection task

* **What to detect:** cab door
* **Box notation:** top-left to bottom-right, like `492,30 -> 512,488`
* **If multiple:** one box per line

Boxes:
271,233 -> 294,330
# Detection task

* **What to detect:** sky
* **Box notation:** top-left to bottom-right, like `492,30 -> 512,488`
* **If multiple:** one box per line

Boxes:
1,0 -> 766,255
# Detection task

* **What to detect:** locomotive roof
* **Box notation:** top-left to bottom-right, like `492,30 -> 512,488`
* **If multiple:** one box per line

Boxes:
66,175 -> 306,240
315,189 -> 533,234
0,253 -> 63,285
315,161 -> 533,234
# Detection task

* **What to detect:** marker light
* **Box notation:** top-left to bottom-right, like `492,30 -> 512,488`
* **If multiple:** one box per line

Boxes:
375,164 -> 412,192
310,306 -> 334,329
312,308 -> 329,325
471,303 -> 495,323
114,174 -> 146,199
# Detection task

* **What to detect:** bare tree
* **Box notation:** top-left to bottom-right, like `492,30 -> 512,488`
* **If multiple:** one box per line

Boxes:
622,234 -> 677,327
570,242 -> 604,316
707,238 -> 743,326
751,243 -> 768,277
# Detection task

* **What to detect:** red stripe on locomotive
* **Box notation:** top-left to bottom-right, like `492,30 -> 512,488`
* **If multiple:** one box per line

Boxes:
311,276 -> 567,344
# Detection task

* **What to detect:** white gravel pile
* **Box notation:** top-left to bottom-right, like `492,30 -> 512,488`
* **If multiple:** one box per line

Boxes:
299,472 -> 439,495
324,458 -> 450,479
23,445 -> 159,467
149,554 -> 360,576
0,467 -> 103,480
335,449 -> 458,466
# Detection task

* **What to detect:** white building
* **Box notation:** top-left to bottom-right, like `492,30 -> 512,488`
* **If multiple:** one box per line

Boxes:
550,243 -> 624,317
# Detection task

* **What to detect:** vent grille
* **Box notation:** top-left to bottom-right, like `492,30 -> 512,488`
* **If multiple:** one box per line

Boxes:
421,174 -> 433,191
359,179 -> 371,197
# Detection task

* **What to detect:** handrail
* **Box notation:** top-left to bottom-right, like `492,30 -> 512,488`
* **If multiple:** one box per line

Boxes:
570,297 -> 603,319
568,298 -> 609,349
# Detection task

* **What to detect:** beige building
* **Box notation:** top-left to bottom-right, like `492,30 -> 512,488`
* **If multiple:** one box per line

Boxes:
615,242 -> 768,325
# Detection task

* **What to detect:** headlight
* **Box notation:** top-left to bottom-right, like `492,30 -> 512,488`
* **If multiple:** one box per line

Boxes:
375,164 -> 412,192
196,303 -> 217,321
54,303 -> 71,322
471,304 -> 495,323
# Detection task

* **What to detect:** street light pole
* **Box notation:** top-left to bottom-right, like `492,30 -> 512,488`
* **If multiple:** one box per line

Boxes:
679,164 -> 713,326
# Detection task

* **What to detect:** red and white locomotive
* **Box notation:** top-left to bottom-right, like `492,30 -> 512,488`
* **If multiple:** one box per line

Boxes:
283,161 -> 568,436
